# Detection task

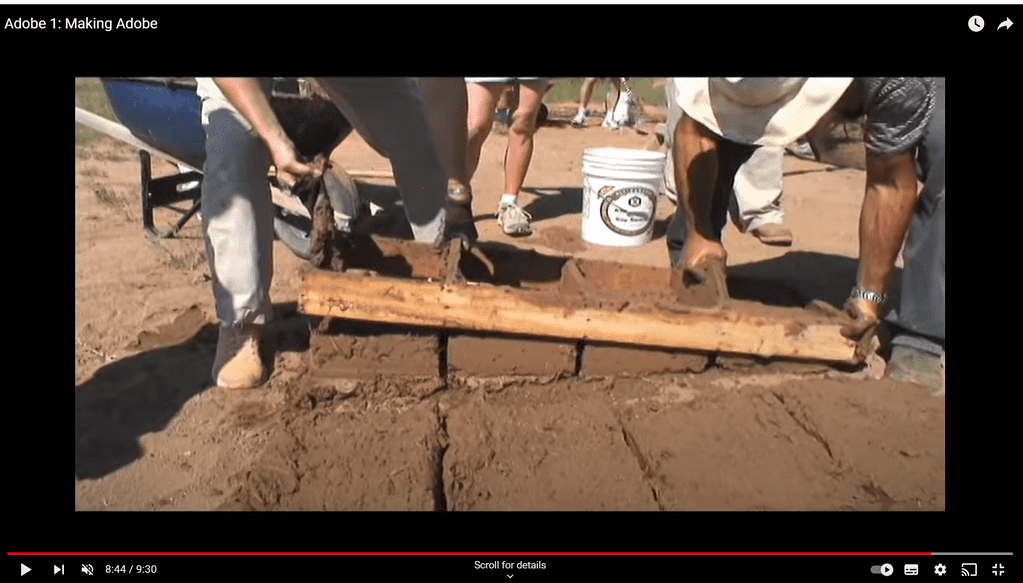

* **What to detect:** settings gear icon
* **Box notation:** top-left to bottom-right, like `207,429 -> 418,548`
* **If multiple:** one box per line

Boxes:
935,563 -> 947,576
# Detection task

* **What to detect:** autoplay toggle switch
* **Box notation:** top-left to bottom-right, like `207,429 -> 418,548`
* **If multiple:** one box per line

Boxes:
871,563 -> 894,576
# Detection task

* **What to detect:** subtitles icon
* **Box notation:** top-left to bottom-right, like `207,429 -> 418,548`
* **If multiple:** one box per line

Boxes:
905,564 -> 919,575
962,563 -> 978,576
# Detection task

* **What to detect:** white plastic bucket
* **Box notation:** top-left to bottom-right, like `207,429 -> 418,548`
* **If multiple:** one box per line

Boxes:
581,148 -> 666,247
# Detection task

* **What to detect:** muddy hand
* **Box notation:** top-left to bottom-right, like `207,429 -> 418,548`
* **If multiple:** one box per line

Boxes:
445,199 -> 478,248
683,237 -> 727,272
673,238 -> 728,307
840,297 -> 880,360
287,155 -> 331,212
690,256 -> 729,306
441,201 -> 495,281
269,139 -> 318,189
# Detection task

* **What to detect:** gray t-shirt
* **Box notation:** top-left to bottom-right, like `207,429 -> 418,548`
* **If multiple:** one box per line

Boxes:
861,77 -> 936,157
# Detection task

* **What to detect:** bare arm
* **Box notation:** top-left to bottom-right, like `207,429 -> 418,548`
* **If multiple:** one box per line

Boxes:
853,150 -> 918,319
212,78 -> 314,186
673,112 -> 726,268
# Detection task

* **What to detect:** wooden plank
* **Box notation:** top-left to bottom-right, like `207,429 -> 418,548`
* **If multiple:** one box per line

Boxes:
299,269 -> 860,364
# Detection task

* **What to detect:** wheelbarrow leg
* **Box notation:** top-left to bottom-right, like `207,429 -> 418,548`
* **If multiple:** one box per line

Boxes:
140,149 -> 157,237
165,200 -> 202,238
139,149 -> 203,239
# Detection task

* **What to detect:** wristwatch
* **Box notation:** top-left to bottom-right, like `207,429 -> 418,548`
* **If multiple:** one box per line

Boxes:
850,286 -> 886,305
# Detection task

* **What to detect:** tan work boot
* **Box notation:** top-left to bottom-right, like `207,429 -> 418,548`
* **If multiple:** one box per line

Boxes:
212,324 -> 266,389
751,223 -> 793,246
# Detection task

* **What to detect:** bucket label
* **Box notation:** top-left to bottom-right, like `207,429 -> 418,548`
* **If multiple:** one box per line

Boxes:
598,185 -> 656,236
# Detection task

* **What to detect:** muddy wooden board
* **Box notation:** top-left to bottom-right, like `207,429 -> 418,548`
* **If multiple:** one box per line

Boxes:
298,242 -> 859,364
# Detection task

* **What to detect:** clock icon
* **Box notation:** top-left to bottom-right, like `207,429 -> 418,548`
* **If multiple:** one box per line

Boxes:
969,15 -> 985,32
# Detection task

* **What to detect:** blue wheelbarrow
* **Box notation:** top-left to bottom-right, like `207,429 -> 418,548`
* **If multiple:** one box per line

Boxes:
74,77 -> 360,259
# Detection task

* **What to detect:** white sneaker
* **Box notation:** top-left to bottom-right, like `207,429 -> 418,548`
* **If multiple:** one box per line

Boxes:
571,109 -> 588,126
212,324 -> 266,389
602,112 -> 621,129
496,203 -> 532,236
611,91 -> 636,127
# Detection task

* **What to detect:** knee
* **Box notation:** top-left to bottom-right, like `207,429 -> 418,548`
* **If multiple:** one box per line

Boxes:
508,108 -> 538,136
467,119 -> 492,144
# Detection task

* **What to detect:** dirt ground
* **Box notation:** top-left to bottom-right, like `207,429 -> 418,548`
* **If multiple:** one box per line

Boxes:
74,101 -> 944,513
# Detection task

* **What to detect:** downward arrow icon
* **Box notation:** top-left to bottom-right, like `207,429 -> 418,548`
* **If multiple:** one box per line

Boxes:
999,18 -> 1013,30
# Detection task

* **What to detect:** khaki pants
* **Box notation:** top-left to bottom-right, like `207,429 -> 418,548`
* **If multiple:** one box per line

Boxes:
663,79 -> 785,234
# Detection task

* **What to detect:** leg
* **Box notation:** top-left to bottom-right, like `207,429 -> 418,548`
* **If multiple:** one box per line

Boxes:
416,77 -> 471,199
416,77 -> 477,241
730,145 -> 792,245
492,80 -> 546,236
663,78 -> 682,201
503,80 -> 546,200
196,77 -> 275,388
579,77 -> 598,110
573,78 -> 598,125
316,77 -> 448,245
197,78 -> 275,329
608,77 -> 622,113
465,82 -> 503,179
602,78 -> 626,128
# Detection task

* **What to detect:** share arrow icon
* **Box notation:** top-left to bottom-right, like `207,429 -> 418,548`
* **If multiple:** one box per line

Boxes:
999,18 -> 1013,30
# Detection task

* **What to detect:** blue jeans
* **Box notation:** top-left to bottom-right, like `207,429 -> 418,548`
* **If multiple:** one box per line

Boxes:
886,77 -> 945,354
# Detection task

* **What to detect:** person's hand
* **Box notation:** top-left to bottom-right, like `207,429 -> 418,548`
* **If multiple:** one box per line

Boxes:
840,297 -> 881,360
682,236 -> 727,272
267,138 -> 317,189
676,237 -> 729,306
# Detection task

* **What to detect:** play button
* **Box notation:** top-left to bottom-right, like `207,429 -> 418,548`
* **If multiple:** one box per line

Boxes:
21,564 -> 30,576
881,563 -> 894,577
